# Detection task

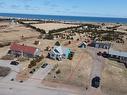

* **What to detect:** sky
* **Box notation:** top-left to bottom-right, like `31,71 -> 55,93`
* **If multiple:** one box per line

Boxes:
0,0 -> 127,18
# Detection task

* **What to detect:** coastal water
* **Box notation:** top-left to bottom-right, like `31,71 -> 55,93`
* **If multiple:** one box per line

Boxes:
0,13 -> 127,24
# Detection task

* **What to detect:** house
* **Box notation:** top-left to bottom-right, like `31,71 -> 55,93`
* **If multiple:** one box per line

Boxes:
108,50 -> 127,63
9,43 -> 41,58
78,42 -> 87,48
108,50 -> 127,68
89,41 -> 111,49
48,46 -> 71,61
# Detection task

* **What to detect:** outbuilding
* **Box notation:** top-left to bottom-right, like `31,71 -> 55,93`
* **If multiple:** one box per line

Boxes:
78,42 -> 87,48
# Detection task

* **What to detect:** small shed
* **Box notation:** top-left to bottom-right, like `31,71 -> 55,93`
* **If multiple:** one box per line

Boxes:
78,42 -> 87,48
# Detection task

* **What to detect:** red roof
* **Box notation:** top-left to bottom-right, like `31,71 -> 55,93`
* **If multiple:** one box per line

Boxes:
10,43 -> 37,55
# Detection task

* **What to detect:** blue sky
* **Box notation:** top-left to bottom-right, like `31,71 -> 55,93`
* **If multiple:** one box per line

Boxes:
0,0 -> 127,18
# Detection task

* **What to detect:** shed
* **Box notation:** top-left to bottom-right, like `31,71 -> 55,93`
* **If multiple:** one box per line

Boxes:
78,42 -> 87,48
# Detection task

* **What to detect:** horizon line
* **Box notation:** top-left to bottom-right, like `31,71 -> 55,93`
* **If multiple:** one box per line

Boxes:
0,12 -> 127,19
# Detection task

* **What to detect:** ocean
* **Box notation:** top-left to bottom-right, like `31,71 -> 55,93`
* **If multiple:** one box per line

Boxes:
0,13 -> 127,24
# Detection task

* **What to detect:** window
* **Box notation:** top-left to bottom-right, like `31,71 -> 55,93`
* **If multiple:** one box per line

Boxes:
54,49 -> 59,53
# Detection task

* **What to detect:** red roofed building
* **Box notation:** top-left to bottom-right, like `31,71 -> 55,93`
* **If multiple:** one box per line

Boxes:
9,43 -> 41,58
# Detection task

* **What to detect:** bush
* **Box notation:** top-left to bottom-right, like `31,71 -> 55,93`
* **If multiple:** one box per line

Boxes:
55,41 -> 60,46
0,42 -> 11,48
17,57 -> 29,62
28,60 -> 36,68
56,69 -> 61,74
35,55 -> 44,62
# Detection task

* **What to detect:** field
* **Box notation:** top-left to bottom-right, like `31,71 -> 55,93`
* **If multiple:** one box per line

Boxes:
0,20 -> 127,95
31,23 -> 78,33
101,60 -> 127,95
0,21 -> 40,57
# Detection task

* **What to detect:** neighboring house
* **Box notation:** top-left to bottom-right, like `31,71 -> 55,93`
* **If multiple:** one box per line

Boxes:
9,43 -> 41,58
78,42 -> 87,48
89,41 -> 111,49
48,46 -> 71,61
108,50 -> 127,64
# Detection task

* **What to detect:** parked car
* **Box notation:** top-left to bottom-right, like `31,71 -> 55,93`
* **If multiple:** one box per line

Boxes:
10,78 -> 14,81
102,52 -> 109,58
10,61 -> 19,65
91,76 -> 100,88
41,63 -> 48,68
97,51 -> 102,56
68,52 -> 75,60
19,80 -> 23,83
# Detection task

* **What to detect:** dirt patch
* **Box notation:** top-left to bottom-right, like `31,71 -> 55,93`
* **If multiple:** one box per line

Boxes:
101,60 -> 127,95
0,66 -> 11,77
44,49 -> 92,88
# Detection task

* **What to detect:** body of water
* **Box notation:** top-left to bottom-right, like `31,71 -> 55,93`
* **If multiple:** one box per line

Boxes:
0,13 -> 127,23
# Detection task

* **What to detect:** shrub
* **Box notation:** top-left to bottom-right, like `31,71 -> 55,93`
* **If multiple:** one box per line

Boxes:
55,41 -> 61,46
28,60 -> 36,68
56,69 -> 61,74
17,57 -> 29,62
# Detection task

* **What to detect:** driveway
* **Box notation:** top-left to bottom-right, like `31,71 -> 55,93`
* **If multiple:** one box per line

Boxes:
0,60 -> 21,82
25,64 -> 53,85
86,47 -> 105,95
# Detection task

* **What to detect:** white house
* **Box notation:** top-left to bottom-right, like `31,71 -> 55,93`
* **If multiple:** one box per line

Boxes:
48,46 -> 71,61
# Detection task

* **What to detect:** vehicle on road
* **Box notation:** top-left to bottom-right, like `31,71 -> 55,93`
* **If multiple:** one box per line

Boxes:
10,61 -> 19,65
41,63 -> 48,68
91,76 -> 100,88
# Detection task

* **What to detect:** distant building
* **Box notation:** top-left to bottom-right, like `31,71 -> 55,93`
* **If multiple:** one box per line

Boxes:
108,50 -> 127,67
88,41 -> 111,49
9,43 -> 41,58
108,50 -> 127,62
78,42 -> 87,48
48,46 -> 71,61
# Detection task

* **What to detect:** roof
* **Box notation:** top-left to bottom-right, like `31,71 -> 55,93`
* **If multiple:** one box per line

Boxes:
53,46 -> 70,55
10,43 -> 37,55
95,42 -> 111,46
109,49 -> 127,58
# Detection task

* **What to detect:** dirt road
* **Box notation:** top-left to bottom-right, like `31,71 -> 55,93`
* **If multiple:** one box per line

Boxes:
86,47 -> 105,95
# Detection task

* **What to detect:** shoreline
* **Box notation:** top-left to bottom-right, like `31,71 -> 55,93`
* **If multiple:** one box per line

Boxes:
0,14 -> 127,24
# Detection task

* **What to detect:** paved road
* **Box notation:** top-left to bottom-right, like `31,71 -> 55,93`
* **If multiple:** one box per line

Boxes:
25,64 -> 53,85
0,61 -> 79,95
0,81 -> 79,95
0,60 -> 21,82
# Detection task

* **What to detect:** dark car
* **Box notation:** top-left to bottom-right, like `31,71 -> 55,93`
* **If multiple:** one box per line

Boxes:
102,52 -> 109,58
68,52 -> 75,60
91,76 -> 100,88
19,80 -> 23,83
97,52 -> 102,56
41,63 -> 48,68
10,61 -> 19,65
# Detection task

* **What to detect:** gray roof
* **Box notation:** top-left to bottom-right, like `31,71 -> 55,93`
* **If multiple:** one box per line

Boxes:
53,46 -> 70,55
109,50 -> 127,58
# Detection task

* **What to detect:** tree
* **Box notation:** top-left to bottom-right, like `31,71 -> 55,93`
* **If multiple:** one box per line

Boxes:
55,41 -> 60,46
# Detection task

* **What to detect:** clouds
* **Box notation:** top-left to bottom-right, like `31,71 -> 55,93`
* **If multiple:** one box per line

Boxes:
0,0 -> 127,18
0,1 -> 5,7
